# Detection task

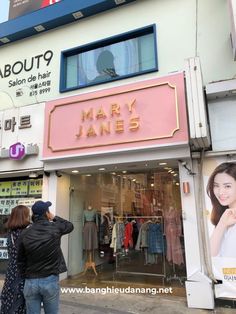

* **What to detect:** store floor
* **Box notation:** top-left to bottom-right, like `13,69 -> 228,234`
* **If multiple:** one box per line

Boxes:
61,262 -> 186,297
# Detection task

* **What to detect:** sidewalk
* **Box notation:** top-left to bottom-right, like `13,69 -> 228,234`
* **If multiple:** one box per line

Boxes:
1,278 -> 235,313
59,291 -> 236,314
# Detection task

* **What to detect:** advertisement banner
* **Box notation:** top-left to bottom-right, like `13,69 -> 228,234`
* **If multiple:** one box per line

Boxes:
0,182 -> 12,197
9,0 -> 61,20
204,157 -> 236,299
11,180 -> 28,196
28,179 -> 43,195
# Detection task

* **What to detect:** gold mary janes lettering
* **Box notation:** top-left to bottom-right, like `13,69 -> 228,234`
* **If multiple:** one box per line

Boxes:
76,99 -> 139,139
76,117 -> 139,138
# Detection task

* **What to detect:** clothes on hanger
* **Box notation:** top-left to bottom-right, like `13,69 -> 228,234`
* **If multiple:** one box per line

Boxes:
164,208 -> 184,266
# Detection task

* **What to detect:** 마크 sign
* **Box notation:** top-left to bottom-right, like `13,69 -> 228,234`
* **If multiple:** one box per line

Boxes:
43,73 -> 188,158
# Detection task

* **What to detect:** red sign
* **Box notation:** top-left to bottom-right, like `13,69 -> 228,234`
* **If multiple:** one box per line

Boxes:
9,0 -> 61,20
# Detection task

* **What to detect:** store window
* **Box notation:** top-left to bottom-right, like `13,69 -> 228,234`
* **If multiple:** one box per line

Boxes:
60,25 -> 158,92
69,168 -> 186,287
0,177 -> 43,273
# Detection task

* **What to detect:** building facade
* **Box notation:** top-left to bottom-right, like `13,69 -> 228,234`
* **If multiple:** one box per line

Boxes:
0,0 -> 236,309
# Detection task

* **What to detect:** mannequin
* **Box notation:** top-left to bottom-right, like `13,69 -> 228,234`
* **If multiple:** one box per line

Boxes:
83,205 -> 98,275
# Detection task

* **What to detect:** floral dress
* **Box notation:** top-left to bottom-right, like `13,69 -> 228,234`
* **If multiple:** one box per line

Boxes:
0,229 -> 26,314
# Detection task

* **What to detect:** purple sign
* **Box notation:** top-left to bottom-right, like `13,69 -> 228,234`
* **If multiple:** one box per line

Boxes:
9,142 -> 25,160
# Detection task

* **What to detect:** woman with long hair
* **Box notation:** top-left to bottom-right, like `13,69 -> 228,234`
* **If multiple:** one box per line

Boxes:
207,162 -> 236,257
0,205 -> 30,314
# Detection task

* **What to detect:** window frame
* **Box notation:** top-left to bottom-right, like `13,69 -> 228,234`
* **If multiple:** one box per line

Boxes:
60,24 -> 158,92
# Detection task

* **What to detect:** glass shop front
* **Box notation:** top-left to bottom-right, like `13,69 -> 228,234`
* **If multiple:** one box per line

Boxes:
68,165 -> 187,290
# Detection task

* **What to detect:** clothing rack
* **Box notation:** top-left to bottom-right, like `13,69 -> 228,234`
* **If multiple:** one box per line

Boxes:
114,216 -> 166,281
166,263 -> 185,286
114,215 -> 163,219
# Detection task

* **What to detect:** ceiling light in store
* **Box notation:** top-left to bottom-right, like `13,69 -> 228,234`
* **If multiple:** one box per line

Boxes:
98,168 -> 106,171
159,162 -> 167,166
168,169 -> 172,173
0,37 -> 10,43
171,171 -> 175,174
85,174 -> 91,177
111,172 -> 116,175
72,170 -> 79,173
34,25 -> 45,32
72,11 -> 84,19
29,172 -> 38,178
176,182 -> 180,186
173,174 -> 178,177
122,170 -> 127,173
151,183 -> 154,187
132,179 -> 136,182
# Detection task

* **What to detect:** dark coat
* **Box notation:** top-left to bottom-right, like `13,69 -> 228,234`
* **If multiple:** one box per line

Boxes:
17,216 -> 73,279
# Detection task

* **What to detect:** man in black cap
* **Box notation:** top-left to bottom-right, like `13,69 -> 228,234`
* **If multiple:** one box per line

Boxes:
17,200 -> 73,314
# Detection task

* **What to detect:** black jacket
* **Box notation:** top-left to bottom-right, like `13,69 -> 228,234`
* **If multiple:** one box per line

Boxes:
17,215 -> 74,279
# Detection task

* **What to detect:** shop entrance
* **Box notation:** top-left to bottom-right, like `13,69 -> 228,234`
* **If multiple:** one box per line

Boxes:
67,166 -> 186,289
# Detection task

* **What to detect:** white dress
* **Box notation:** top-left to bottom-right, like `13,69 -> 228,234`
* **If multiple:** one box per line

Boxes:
219,224 -> 236,257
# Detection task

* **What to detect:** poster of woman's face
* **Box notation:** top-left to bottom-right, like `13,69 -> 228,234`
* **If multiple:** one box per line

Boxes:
204,158 -> 236,299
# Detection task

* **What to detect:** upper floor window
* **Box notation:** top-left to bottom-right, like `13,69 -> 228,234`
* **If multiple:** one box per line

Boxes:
60,25 -> 158,92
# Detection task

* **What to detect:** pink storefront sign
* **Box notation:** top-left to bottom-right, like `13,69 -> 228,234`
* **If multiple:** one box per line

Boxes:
43,73 -> 188,158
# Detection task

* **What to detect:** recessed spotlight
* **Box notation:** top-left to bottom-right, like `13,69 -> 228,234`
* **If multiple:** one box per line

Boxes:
0,37 -> 10,43
176,182 -> 180,186
72,170 -> 79,173
159,162 -> 167,166
151,183 -> 154,187
29,172 -> 38,178
72,11 -> 83,19
34,25 -> 45,32
98,168 -> 106,171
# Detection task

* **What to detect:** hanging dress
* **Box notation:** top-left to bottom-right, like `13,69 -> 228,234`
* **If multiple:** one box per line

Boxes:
164,209 -> 184,265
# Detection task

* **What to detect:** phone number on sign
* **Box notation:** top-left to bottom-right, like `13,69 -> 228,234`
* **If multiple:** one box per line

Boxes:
30,87 -> 51,96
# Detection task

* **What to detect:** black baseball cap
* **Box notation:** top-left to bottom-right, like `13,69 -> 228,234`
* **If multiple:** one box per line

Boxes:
31,201 -> 52,216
